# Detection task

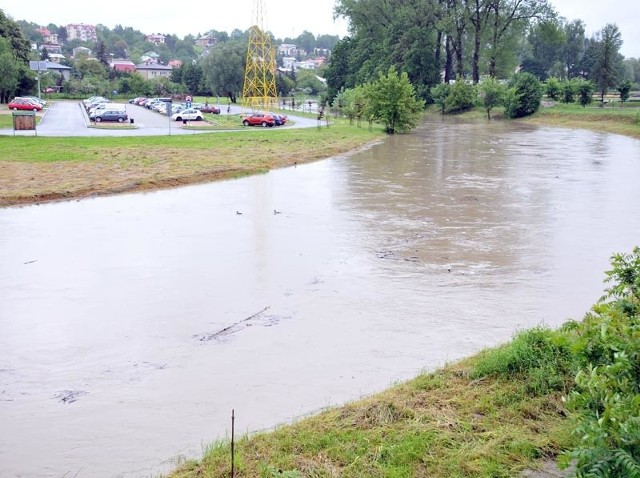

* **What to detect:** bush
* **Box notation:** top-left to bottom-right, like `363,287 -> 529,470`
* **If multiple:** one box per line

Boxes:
444,80 -> 476,114
472,327 -> 573,395
576,79 -> 595,107
430,83 -> 450,115
560,247 -> 640,477
545,77 -> 562,101
561,79 -> 576,103
505,72 -> 543,118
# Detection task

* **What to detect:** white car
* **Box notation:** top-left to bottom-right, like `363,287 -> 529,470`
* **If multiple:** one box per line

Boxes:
171,108 -> 203,122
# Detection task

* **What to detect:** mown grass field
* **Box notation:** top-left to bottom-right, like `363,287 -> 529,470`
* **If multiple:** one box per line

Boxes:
0,119 -> 383,207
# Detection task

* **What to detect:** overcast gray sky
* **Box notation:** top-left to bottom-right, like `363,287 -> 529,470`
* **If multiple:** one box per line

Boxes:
1,0 -> 637,57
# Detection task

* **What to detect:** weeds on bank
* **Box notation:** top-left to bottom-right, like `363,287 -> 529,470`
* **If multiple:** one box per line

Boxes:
170,247 -> 640,478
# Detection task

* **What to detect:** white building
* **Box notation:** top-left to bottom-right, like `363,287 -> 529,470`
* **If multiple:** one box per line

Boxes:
66,24 -> 97,43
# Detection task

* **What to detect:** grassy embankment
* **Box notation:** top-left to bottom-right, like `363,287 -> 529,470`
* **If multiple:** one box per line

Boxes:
431,101 -> 640,140
0,118 -> 383,207
170,353 -> 574,478
524,101 -> 640,140
168,245 -> 640,478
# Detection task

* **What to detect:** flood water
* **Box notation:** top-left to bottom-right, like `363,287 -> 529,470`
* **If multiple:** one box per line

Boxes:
1,118 -> 639,477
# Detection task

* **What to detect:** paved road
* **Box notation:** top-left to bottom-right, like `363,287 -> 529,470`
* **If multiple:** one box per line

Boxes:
1,100 -> 318,137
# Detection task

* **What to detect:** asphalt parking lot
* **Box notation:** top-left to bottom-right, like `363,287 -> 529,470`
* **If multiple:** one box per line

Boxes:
1,101 -> 317,137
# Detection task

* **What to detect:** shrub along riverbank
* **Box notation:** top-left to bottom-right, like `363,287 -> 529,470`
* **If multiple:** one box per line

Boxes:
169,248 -> 640,478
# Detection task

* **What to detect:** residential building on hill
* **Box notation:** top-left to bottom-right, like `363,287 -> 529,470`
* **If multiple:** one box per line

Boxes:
195,34 -> 217,48
29,60 -> 72,80
66,24 -> 97,42
36,28 -> 59,45
111,59 -> 136,73
135,63 -> 172,80
146,34 -> 166,45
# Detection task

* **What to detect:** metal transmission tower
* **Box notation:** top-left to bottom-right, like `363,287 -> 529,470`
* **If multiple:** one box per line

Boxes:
242,0 -> 278,111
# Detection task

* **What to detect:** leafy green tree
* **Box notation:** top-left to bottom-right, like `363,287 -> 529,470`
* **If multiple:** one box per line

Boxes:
527,19 -> 566,79
183,63 -> 204,95
430,83 -> 450,115
333,85 -> 369,126
325,37 -> 356,102
0,37 -> 20,103
365,66 -> 424,134
576,79 -> 594,107
295,69 -> 327,96
593,24 -> 623,103
617,80 -> 631,105
505,72 -> 542,118
479,77 -> 505,120
563,19 -> 586,78
201,39 -> 246,103
561,79 -> 576,103
445,80 -> 476,113
545,77 -> 561,100
294,31 -> 316,54
0,9 -> 31,62
486,0 -> 554,78
95,40 -> 110,68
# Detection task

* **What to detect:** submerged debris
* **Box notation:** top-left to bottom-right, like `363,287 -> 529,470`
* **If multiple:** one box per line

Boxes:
54,390 -> 88,404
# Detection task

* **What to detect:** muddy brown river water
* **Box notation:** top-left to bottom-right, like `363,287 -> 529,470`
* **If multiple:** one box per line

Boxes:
1,118 -> 639,477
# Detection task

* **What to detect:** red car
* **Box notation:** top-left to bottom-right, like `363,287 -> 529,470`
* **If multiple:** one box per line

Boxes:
200,105 -> 221,114
242,113 -> 275,127
9,98 -> 42,111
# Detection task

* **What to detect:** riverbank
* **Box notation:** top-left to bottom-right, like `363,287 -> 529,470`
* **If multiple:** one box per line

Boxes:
522,102 -> 640,140
169,244 -> 640,478
427,102 -> 640,140
0,119 -> 384,208
170,352 -> 574,478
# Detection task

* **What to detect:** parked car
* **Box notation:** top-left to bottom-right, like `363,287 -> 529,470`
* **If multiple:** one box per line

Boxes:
85,98 -> 109,111
83,96 -> 108,106
242,112 -> 275,127
269,113 -> 287,126
89,103 -> 126,118
8,98 -> 42,111
93,109 -> 128,123
171,108 -> 204,122
22,96 -> 47,107
200,105 -> 221,114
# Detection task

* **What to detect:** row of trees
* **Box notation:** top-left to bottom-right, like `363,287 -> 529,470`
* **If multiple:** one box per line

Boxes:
324,0 -> 634,107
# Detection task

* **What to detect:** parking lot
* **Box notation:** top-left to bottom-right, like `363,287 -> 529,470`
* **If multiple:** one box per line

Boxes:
1,101 -> 317,137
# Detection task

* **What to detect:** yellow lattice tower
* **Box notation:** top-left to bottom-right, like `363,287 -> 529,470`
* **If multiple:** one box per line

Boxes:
242,0 -> 278,111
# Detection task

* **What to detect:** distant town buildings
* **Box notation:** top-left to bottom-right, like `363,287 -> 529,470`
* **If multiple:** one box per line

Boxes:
195,34 -> 217,48
140,51 -> 160,64
111,59 -> 136,73
145,33 -> 166,46
135,63 -> 173,80
36,27 -> 59,45
66,24 -> 98,42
